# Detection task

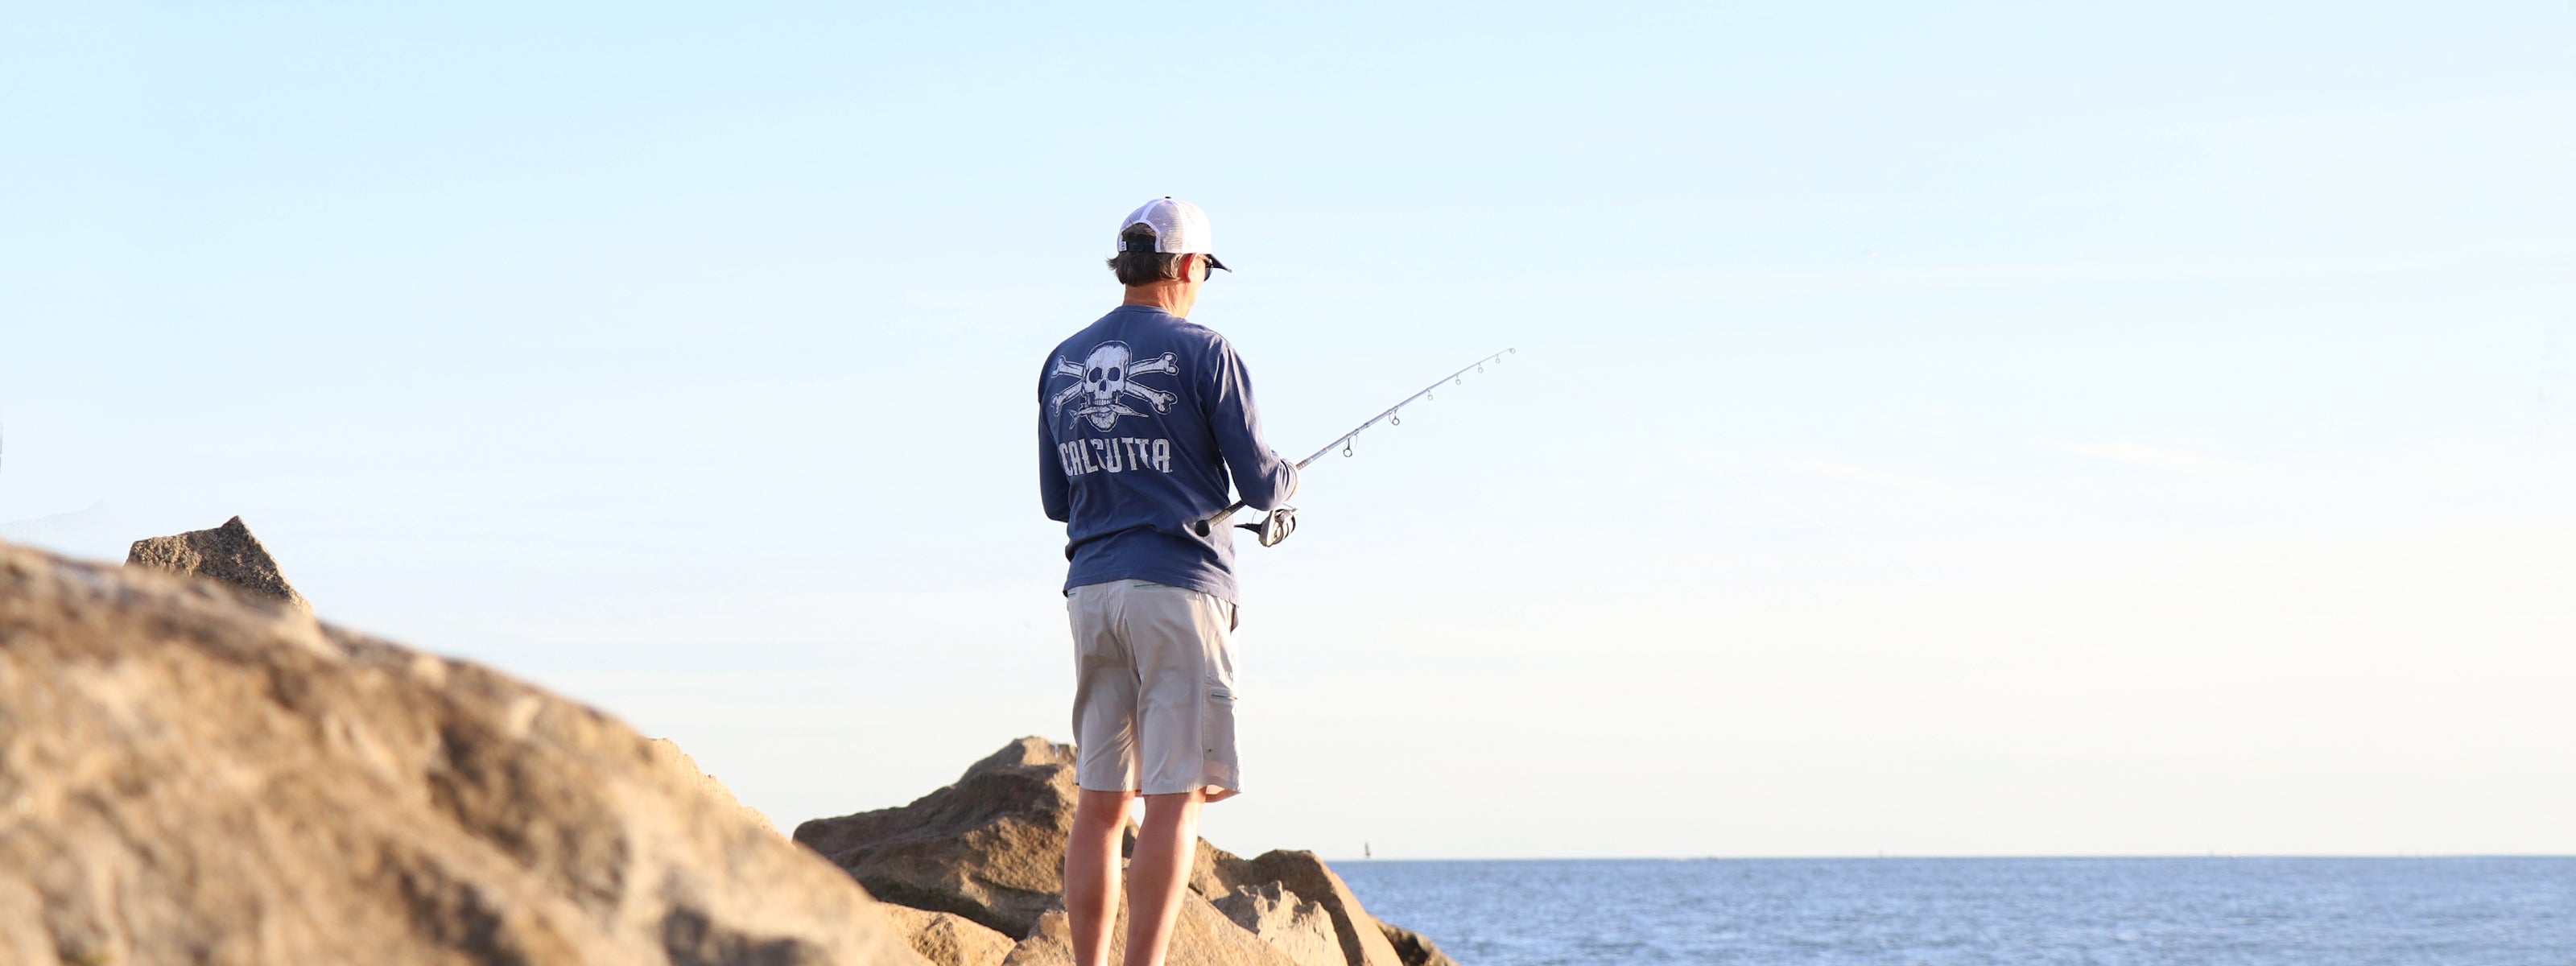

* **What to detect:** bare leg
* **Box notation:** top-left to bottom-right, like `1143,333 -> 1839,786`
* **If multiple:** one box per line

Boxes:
1122,789 -> 1205,966
1067,789 -> 1135,966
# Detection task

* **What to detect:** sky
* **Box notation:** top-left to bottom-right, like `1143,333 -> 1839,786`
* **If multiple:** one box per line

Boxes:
2,2 -> 2571,859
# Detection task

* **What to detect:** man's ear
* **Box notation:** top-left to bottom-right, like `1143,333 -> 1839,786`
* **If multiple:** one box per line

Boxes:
1184,253 -> 1208,283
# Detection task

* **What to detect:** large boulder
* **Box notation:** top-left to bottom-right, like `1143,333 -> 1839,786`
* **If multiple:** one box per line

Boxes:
1191,840 -> 1256,899
1237,852 -> 1405,966
0,539 -> 923,965
125,515 -> 308,611
874,906 -> 1014,966
1000,894 -> 1301,966
794,738 -> 1082,938
798,738 -> 1447,966
1211,883 -> 1343,966
1377,925 -> 1459,966
648,737 -> 778,836
1195,848 -> 1402,966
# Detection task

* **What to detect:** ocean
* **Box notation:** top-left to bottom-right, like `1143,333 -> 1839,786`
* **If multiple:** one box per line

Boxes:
1333,857 -> 2576,966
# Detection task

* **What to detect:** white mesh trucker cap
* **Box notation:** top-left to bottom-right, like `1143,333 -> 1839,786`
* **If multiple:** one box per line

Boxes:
1117,196 -> 1230,272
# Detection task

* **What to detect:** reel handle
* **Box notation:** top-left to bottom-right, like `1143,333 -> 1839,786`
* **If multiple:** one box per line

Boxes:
1188,506 -> 1297,547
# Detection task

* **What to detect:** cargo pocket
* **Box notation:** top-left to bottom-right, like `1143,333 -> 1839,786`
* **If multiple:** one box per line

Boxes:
1200,681 -> 1241,791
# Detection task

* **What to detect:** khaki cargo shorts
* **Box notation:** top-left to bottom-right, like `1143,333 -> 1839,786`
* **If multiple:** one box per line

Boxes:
1066,579 -> 1240,797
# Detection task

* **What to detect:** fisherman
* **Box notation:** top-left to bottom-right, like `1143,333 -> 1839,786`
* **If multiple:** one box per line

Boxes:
1038,196 -> 1298,966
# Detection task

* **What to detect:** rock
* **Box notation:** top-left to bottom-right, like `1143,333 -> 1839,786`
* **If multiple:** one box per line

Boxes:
800,741 -> 1448,966
1191,840 -> 1259,899
876,905 -> 1015,966
1212,883 -> 1343,966
794,737 -> 1084,939
1001,893 -> 1302,966
1241,851 -> 1406,966
1377,924 -> 1459,966
649,737 -> 779,835
0,539 -> 924,965
125,515 -> 309,611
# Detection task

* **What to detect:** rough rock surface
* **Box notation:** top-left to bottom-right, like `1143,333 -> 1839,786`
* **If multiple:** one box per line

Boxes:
649,737 -> 778,835
1000,895 -> 1301,966
124,515 -> 308,611
1191,840 -> 1256,899
800,737 -> 1450,966
0,539 -> 923,965
874,906 -> 1014,966
1212,883 -> 1343,966
1232,852 -> 1406,966
1378,924 -> 1460,966
795,738 -> 1080,938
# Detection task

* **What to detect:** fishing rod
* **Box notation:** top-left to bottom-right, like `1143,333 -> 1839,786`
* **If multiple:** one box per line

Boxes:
1192,348 -> 1517,546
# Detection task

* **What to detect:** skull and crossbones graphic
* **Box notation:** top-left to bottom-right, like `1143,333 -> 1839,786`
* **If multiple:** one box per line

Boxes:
1049,341 -> 1180,431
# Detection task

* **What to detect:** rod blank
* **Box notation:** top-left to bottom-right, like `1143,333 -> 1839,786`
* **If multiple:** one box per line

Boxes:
1191,348 -> 1516,536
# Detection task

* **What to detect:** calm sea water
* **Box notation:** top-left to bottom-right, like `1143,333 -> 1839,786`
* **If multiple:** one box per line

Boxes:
1335,857 -> 2576,966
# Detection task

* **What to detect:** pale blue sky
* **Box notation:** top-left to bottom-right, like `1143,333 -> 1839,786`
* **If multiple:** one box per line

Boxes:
3,2 -> 2571,857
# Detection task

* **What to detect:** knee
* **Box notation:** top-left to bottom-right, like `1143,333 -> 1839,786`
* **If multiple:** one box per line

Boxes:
1137,791 -> 1205,825
1073,791 -> 1136,835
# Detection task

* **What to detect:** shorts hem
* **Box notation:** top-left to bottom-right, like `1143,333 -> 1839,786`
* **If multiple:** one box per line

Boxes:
1138,780 -> 1240,797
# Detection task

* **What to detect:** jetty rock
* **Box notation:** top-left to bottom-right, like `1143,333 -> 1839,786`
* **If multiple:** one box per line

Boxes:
1211,882 -> 1343,966
1195,849 -> 1406,966
1000,898 -> 1301,966
649,737 -> 781,836
0,539 -> 923,965
126,515 -> 310,612
1377,925 -> 1460,966
794,737 -> 1457,966
874,905 -> 1016,966
794,738 -> 1082,939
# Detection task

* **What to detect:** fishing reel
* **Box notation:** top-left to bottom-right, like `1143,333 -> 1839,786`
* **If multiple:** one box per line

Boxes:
1241,506 -> 1297,547
1191,506 -> 1298,547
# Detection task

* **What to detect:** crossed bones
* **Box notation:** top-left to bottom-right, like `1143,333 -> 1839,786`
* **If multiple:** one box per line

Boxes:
1049,341 -> 1180,431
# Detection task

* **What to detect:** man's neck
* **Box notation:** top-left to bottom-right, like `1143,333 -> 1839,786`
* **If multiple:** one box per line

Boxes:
1121,282 -> 1197,317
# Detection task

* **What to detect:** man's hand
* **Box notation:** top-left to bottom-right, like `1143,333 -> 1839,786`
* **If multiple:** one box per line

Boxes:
1238,507 -> 1296,547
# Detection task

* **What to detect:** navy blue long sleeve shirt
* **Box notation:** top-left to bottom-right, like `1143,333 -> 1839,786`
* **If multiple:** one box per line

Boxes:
1038,305 -> 1297,603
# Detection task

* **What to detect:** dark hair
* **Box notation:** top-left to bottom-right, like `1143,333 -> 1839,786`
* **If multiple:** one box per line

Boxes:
1107,225 -> 1189,286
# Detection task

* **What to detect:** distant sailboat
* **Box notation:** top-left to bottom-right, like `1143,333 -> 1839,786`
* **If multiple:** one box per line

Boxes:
1364,842 -> 1372,859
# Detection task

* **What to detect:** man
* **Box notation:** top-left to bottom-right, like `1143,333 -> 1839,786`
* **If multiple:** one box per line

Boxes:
1038,197 -> 1298,966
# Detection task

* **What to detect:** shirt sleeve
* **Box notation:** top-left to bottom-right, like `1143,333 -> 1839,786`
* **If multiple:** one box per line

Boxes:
1203,337 -> 1299,512
1038,371 -> 1071,523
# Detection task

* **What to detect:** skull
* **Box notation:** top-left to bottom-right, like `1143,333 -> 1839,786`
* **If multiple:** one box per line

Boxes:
1084,342 -> 1134,415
